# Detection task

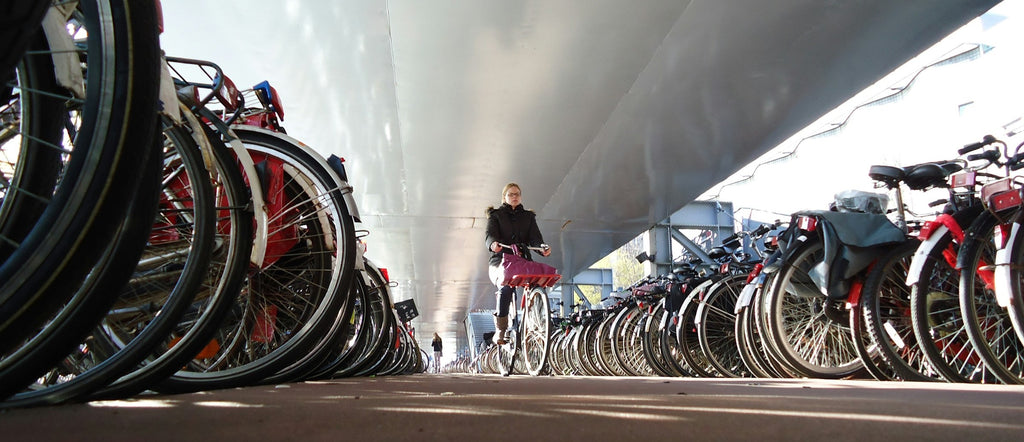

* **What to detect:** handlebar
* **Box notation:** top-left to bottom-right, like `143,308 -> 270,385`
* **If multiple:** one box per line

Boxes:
959,134 -> 998,155
495,242 -> 550,253
967,149 -> 1001,163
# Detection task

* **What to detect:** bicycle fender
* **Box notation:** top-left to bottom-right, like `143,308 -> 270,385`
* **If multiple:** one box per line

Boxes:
42,7 -> 85,100
905,224 -> 949,286
234,126 -> 362,221
994,222 -> 1021,308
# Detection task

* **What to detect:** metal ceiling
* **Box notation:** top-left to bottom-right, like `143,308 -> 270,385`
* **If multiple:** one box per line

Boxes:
160,0 -> 1001,348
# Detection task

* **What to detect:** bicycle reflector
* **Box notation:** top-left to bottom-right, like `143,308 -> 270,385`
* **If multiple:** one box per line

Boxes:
254,80 -> 284,120
981,179 -> 1023,221
950,171 -> 976,188
797,215 -> 817,232
379,267 -> 390,283
214,74 -> 240,111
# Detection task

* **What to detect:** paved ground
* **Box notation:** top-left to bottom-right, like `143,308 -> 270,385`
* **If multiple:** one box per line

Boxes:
2,374 -> 1023,441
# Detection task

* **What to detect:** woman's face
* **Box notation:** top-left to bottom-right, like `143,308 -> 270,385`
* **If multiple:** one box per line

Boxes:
504,187 -> 521,207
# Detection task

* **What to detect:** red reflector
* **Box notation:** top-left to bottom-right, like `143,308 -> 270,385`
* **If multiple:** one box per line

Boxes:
380,268 -> 390,283
797,216 -> 817,232
990,189 -> 1023,212
746,263 -> 763,283
215,75 -> 240,111
950,171 -> 975,188
918,220 -> 940,240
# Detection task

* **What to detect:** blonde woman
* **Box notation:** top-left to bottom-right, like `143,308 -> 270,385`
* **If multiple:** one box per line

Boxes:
484,183 -> 550,344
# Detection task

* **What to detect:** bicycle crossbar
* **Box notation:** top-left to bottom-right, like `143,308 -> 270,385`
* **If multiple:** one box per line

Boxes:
503,274 -> 561,287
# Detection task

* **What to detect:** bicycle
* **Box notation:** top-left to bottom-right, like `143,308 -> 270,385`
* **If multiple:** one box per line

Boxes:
494,243 -> 559,377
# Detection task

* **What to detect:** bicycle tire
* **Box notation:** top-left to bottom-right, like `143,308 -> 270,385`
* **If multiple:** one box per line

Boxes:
859,238 -> 940,381
640,301 -> 677,377
0,142 -> 160,401
0,0 -> 161,350
156,128 -> 356,391
957,211 -> 1024,384
735,303 -> 774,378
675,284 -> 720,377
763,239 -> 864,378
696,274 -> 749,377
908,222 -> 991,383
334,268 -> 391,377
1000,218 -> 1024,348
498,314 -> 519,376
306,269 -> 372,379
92,121 -> 255,400
3,120 -> 215,406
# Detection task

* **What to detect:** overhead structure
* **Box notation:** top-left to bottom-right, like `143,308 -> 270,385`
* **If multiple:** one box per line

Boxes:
159,0 -> 1003,349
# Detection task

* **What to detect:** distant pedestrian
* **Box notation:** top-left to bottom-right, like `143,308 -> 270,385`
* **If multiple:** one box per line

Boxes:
431,333 -> 443,373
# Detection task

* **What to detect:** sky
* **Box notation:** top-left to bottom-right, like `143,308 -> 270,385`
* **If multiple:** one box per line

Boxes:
701,1 -> 1024,225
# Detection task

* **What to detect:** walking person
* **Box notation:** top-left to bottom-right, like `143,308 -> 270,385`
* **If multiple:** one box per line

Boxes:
431,332 -> 443,373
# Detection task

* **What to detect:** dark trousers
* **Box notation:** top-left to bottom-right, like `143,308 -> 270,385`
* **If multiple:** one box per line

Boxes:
495,286 -> 514,317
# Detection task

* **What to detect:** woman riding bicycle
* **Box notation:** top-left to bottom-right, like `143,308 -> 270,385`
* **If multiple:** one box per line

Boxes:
485,183 -> 550,345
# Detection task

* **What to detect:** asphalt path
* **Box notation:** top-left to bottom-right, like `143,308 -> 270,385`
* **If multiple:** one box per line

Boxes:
2,375 -> 1023,441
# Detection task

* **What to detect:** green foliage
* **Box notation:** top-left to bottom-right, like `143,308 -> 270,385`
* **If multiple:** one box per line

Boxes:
611,234 -> 645,289
575,285 -> 603,305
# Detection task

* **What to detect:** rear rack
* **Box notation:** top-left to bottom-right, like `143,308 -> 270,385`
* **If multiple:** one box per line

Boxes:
504,274 -> 561,288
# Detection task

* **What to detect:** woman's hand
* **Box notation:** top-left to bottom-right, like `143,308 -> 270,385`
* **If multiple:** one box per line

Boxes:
490,242 -> 502,253
541,247 -> 551,257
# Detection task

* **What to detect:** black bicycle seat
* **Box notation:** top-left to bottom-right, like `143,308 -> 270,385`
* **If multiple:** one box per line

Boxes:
868,165 -> 904,188
708,246 -> 730,260
903,163 -> 947,190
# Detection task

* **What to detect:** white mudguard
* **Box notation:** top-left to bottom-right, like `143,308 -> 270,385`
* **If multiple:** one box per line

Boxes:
905,224 -> 950,286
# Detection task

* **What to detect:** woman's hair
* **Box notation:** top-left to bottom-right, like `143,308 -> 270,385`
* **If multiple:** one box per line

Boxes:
486,183 -> 523,214
501,183 -> 521,201
433,332 -> 440,339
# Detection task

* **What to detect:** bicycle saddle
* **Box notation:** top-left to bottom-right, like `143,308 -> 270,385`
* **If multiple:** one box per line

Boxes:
708,246 -> 730,260
868,165 -> 904,188
903,162 -> 948,190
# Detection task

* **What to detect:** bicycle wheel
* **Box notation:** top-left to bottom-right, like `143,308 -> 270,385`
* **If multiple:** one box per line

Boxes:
306,267 -> 372,379
909,221 -> 991,382
859,238 -> 940,381
0,0 -> 161,350
498,315 -> 519,377
156,128 -> 356,391
335,266 -> 391,377
0,163 -> 159,403
1000,218 -> 1024,348
93,120 -> 255,399
849,288 -> 899,381
521,286 -> 551,376
595,314 -> 628,376
659,310 -> 694,377
735,300 -> 776,378
764,239 -> 865,378
958,211 -> 1024,384
676,284 -> 721,377
697,274 -> 750,377
618,305 -> 655,376
640,303 -> 676,377
3,120 -> 215,406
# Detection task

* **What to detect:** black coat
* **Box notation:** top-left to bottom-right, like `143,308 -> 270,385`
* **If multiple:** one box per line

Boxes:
484,203 -> 545,267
